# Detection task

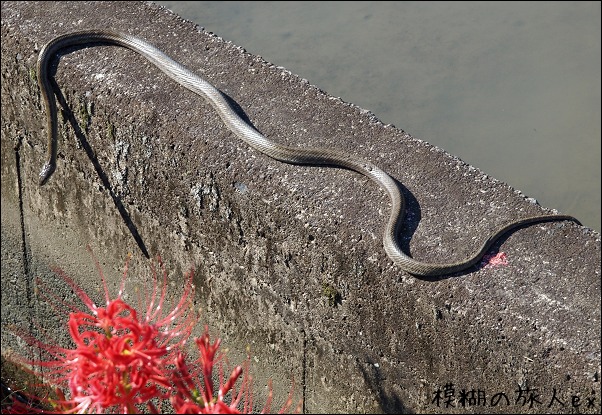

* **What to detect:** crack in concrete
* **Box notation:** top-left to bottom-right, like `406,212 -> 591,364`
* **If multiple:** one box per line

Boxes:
14,136 -> 36,362
302,327 -> 307,413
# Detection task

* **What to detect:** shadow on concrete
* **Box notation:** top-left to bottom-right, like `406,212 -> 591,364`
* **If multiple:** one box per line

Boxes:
43,41 -> 539,281
387,180 -> 582,282
410,218 -> 577,282
49,76 -> 150,259
392,176 -> 422,261
221,92 -> 257,128
42,40 -> 428,271
359,358 -> 414,414
413,237 -> 507,282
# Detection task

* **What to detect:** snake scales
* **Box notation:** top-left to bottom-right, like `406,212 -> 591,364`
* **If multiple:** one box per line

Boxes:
36,30 -> 580,276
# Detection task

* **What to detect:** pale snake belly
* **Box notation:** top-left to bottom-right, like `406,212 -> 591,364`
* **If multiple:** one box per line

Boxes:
36,30 -> 580,277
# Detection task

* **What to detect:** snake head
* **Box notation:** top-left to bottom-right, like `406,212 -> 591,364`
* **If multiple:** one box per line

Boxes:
39,162 -> 56,186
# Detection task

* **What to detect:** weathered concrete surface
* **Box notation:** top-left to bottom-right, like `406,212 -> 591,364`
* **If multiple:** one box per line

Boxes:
1,1 -> 600,413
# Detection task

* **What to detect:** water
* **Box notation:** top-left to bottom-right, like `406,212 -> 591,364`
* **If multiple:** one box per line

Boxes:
155,1 -> 601,232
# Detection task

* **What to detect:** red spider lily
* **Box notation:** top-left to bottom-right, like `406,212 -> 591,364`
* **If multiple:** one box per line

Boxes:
5,249 -> 299,414
169,327 -> 298,414
8,248 -> 197,413
169,326 -> 250,414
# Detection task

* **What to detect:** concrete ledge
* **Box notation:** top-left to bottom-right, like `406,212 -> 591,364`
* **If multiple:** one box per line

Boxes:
1,1 -> 600,413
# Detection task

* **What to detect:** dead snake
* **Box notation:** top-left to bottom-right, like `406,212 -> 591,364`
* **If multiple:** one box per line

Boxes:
36,30 -> 580,276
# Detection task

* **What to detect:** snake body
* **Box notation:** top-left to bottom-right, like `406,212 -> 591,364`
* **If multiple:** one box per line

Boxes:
36,30 -> 580,276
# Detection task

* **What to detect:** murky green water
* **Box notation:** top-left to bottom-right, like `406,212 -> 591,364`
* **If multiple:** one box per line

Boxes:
155,1 -> 600,232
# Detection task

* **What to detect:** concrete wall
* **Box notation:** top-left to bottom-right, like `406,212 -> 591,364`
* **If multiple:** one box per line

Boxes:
1,1 -> 600,413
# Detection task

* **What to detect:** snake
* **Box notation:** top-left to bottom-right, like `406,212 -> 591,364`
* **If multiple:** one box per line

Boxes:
35,30 -> 581,277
